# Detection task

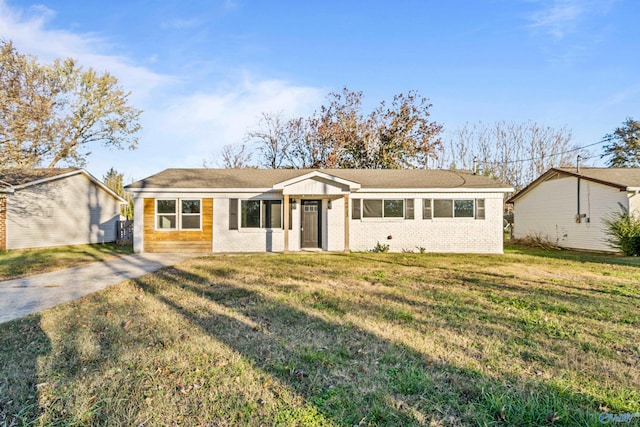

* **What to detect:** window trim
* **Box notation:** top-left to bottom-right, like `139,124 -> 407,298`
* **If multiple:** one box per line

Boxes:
180,199 -> 203,231
236,199 -> 284,230
426,198 -> 483,219
156,199 -> 178,231
361,199 -> 405,219
155,198 -> 203,231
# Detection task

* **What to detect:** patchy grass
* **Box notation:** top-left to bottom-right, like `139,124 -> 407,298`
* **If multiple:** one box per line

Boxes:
1,246 -> 639,426
0,244 -> 133,281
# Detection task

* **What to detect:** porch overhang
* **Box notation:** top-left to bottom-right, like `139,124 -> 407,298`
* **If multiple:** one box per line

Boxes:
273,171 -> 360,195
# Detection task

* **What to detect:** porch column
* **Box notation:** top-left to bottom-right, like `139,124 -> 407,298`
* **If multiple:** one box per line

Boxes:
343,194 -> 350,253
283,194 -> 290,253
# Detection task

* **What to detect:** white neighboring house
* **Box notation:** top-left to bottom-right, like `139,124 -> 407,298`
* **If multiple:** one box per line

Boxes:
0,168 -> 125,251
125,168 -> 513,254
508,167 -> 640,252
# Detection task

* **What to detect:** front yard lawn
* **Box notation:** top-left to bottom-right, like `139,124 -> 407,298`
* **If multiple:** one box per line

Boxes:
0,243 -> 133,281
1,247 -> 638,426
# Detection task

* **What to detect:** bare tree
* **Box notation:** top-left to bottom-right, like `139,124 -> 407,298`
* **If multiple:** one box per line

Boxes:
443,121 -> 579,190
220,143 -> 253,168
244,112 -> 290,169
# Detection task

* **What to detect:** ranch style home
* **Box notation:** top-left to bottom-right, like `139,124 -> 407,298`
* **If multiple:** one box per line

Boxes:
125,168 -> 513,254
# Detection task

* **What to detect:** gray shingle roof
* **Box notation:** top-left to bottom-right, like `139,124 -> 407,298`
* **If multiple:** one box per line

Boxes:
507,167 -> 640,204
125,168 -> 511,190
555,167 -> 640,189
0,168 -> 79,187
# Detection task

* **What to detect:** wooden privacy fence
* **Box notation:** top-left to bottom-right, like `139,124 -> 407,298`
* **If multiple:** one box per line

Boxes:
116,220 -> 133,245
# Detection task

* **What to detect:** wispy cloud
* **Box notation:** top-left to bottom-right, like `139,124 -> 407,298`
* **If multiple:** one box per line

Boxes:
0,0 -> 172,99
528,0 -> 586,39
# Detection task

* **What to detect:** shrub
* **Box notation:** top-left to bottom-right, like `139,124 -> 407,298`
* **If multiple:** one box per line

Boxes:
604,206 -> 640,256
373,242 -> 390,253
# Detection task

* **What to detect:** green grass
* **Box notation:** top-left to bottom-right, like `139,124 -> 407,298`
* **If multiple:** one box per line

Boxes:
0,244 -> 133,281
1,246 -> 639,426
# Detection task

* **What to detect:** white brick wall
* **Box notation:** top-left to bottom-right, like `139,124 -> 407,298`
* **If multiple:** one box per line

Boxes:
132,191 -> 506,254
349,192 -> 504,254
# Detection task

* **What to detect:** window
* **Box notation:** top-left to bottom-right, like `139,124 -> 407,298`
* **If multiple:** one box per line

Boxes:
454,200 -> 474,218
433,200 -> 453,218
241,200 -> 261,228
156,199 -> 201,230
361,199 -> 405,218
263,200 -> 282,228
423,199 -> 432,219
430,199 -> 481,219
156,200 -> 177,229
236,199 -> 283,229
181,200 -> 201,229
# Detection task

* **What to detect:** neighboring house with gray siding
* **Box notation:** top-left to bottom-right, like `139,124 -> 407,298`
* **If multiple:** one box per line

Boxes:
508,167 -> 640,252
0,168 -> 125,251
125,168 -> 513,254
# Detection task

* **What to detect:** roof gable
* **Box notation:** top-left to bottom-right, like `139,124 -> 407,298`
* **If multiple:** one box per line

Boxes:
0,168 -> 126,203
507,167 -> 640,204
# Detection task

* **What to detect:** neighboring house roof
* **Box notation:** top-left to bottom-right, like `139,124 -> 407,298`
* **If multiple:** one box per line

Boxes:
507,167 -> 640,204
0,168 -> 126,202
125,168 -> 513,191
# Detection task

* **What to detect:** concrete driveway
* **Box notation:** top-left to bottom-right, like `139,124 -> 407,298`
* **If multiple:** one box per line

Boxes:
0,253 -> 197,324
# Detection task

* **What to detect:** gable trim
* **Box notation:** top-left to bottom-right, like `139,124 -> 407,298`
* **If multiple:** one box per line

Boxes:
272,171 -> 361,191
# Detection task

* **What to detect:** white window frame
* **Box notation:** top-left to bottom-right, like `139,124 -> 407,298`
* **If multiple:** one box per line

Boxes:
362,199 -> 405,219
155,198 -> 203,231
156,199 -> 178,231
429,199 -> 480,219
239,199 -> 283,230
180,199 -> 202,231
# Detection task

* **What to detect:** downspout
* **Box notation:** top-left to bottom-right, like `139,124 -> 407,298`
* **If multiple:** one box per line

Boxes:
576,155 -> 581,224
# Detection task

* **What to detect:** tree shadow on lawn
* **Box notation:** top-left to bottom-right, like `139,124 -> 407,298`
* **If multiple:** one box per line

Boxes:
0,314 -> 51,425
132,263 -> 605,426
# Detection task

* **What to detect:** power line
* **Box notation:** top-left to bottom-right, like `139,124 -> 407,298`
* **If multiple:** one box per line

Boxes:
475,139 -> 606,166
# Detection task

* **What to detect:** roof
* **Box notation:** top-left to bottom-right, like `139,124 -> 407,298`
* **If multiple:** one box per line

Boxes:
0,168 -> 79,187
125,168 -> 513,191
507,167 -> 640,203
0,168 -> 126,203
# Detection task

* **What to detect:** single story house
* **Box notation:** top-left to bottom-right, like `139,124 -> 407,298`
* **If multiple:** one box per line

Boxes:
125,168 -> 513,254
507,167 -> 640,252
0,168 -> 125,251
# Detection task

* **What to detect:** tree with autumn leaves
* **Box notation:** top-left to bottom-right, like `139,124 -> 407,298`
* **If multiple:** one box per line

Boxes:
0,40 -> 141,168
241,87 -> 443,170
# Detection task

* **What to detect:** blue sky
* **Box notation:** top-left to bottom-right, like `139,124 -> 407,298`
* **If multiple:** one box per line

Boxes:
1,0 -> 638,182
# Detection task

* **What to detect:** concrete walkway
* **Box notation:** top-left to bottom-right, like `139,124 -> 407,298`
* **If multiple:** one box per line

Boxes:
0,253 -> 197,324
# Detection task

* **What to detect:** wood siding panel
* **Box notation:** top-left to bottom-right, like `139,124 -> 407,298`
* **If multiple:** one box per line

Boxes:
143,198 -> 213,253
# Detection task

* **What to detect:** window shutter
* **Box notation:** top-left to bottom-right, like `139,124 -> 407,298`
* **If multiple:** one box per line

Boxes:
423,199 -> 432,219
405,199 -> 414,219
261,201 -> 267,228
352,198 -> 361,220
476,199 -> 485,219
229,199 -> 238,230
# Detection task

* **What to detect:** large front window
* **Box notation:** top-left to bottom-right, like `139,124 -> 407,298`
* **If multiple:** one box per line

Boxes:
238,200 -> 282,229
426,199 -> 484,219
362,199 -> 404,218
156,199 -> 201,230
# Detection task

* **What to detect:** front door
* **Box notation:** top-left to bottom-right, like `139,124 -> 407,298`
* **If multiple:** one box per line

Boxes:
301,200 -> 321,248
